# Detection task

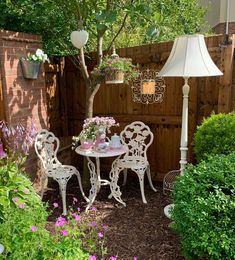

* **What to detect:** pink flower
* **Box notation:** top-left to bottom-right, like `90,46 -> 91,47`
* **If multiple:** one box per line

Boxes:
110,257 -> 117,260
89,256 -> 96,260
77,207 -> 81,212
55,216 -> 67,227
91,206 -> 97,212
98,232 -> 104,238
75,215 -> 81,221
61,229 -> 68,236
73,197 -> 78,204
12,197 -> 18,202
53,202 -> 59,208
23,188 -> 29,194
90,221 -> 96,227
19,203 -> 25,209
31,226 -> 37,232
13,189 -> 18,192
134,257 -> 137,260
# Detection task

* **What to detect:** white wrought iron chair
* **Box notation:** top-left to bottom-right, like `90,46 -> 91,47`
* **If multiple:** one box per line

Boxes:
35,129 -> 89,215
116,121 -> 157,203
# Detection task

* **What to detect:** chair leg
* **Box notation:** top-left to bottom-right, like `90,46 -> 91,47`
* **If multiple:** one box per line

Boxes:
122,168 -> 128,186
146,166 -> 157,192
40,176 -> 47,199
75,171 -> 89,203
136,170 -> 147,204
58,179 -> 68,216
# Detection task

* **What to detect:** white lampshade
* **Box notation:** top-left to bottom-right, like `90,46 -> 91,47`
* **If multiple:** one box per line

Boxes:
70,30 -> 89,49
159,34 -> 223,77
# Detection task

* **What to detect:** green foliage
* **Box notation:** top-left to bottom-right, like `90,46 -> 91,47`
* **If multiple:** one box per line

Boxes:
0,162 -> 45,222
171,153 -> 235,260
0,205 -> 50,259
194,112 -> 235,162
0,0 -> 208,55
0,162 -> 107,259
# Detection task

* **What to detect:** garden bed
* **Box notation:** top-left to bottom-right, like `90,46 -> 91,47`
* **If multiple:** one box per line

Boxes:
44,177 -> 183,259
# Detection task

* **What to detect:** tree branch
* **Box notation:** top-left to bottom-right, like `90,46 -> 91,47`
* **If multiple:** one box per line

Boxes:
79,47 -> 91,85
106,13 -> 128,53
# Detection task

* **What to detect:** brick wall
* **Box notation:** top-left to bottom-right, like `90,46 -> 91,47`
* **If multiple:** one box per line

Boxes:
0,30 -> 48,182
213,22 -> 235,34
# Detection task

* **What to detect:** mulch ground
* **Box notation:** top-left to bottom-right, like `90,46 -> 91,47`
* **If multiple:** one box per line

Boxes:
43,175 -> 184,260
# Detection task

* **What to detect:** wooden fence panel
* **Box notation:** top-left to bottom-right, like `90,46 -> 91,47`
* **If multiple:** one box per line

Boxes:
46,34 -> 235,182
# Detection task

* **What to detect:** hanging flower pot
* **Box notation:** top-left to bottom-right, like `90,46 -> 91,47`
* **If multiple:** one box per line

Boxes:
20,49 -> 49,79
105,68 -> 124,84
91,56 -> 138,85
20,59 -> 41,79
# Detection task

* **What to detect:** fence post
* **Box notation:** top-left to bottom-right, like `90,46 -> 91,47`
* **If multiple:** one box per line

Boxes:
218,35 -> 235,113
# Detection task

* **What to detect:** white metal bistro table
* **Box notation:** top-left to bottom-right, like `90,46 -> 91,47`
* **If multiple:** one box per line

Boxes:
75,146 -> 128,211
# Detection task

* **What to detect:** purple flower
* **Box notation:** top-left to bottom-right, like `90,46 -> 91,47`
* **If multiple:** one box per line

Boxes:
89,256 -> 97,260
77,207 -> 81,212
19,203 -> 25,209
53,202 -> 59,208
90,221 -> 96,227
31,226 -> 37,232
134,257 -> 137,260
102,225 -> 108,231
98,232 -> 104,238
110,257 -> 117,260
12,197 -> 18,202
61,229 -> 68,236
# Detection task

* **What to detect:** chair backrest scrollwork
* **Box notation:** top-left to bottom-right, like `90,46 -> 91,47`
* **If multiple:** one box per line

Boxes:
35,129 -> 61,173
120,121 -> 153,160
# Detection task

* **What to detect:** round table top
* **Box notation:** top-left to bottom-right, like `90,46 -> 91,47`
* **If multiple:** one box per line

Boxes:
75,146 -> 128,158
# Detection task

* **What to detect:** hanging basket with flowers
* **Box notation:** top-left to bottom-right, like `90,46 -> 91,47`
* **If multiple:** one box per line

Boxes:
92,56 -> 138,84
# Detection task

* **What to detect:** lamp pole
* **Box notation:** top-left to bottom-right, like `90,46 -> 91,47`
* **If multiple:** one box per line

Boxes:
180,77 -> 190,174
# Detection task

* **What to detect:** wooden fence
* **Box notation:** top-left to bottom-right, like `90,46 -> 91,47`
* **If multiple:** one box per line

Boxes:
45,34 -> 235,182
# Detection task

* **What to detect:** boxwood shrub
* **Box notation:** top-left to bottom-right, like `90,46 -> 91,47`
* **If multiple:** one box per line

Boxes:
171,152 -> 235,260
194,112 -> 235,162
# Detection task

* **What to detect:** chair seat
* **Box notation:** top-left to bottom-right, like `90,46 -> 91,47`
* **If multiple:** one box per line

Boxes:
46,165 -> 77,179
118,158 -> 149,170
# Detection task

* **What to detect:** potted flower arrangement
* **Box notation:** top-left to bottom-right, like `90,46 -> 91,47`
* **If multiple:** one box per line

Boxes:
20,49 -> 49,79
72,117 -> 119,150
92,56 -> 138,84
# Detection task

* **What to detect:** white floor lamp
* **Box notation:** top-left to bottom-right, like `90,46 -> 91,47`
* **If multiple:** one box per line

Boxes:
158,34 -> 223,219
159,34 -> 223,174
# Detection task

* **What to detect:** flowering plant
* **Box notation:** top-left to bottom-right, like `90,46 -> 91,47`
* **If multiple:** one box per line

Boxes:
72,117 -> 119,148
0,120 -> 37,166
22,49 -> 49,63
91,56 -> 138,83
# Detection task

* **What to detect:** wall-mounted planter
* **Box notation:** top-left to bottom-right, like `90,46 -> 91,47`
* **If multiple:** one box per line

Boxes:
20,59 -> 41,79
